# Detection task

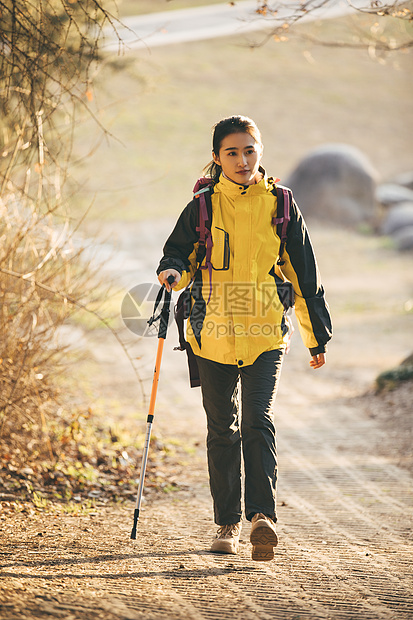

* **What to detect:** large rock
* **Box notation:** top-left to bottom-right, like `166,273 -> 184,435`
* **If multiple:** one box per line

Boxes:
392,225 -> 413,252
381,202 -> 413,236
285,144 -> 378,226
376,183 -> 413,207
390,171 -> 413,191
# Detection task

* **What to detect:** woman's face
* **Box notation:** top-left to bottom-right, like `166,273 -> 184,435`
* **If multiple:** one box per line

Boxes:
213,132 -> 263,186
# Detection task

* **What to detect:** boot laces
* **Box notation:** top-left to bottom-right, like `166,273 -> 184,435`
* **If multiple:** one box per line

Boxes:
217,523 -> 240,538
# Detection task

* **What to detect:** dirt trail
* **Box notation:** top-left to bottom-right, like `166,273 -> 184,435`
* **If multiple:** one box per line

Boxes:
1,221 -> 413,619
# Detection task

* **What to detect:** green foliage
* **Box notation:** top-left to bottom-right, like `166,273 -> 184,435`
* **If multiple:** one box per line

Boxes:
376,365 -> 413,391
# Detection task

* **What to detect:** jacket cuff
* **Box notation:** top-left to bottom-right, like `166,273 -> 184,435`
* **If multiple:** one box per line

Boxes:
309,344 -> 327,356
156,257 -> 185,276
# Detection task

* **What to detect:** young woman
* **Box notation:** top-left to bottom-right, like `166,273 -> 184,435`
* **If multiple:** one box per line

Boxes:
157,116 -> 332,562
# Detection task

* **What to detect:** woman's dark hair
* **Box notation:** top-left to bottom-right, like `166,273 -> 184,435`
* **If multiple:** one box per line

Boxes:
203,115 -> 262,183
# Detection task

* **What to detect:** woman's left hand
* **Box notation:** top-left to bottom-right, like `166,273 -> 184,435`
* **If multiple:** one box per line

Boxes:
310,353 -> 326,369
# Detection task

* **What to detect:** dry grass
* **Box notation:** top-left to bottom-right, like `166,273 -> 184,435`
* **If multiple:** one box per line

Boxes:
0,184 -> 151,507
0,0 -> 135,469
0,191 -> 103,462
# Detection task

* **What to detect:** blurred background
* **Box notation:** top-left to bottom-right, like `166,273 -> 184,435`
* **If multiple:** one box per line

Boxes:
1,0 -> 412,506
71,0 -> 413,472
72,0 -> 412,222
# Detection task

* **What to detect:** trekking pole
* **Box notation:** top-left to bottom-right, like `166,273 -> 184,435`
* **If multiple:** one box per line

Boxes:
130,275 -> 175,539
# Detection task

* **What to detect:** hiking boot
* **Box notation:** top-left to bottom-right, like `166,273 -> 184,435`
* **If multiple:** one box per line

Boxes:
210,522 -> 242,554
250,513 -> 278,561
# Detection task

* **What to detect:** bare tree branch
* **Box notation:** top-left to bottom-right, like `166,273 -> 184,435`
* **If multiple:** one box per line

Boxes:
254,0 -> 413,52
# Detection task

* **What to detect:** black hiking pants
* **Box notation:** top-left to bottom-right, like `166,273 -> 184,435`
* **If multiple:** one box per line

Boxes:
196,349 -> 284,526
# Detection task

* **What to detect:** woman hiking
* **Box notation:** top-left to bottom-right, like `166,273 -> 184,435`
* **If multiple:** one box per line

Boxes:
157,115 -> 332,562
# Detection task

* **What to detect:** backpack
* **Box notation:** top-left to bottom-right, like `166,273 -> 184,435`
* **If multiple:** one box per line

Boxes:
174,177 -> 294,387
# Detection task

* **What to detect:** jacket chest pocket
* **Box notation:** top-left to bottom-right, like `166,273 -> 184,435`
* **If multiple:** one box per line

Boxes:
212,226 -> 230,271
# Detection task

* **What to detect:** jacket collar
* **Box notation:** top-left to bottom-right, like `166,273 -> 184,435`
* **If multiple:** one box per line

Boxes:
214,167 -> 275,197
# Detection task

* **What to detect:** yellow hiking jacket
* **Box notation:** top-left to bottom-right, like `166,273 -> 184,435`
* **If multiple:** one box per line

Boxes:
157,173 -> 332,367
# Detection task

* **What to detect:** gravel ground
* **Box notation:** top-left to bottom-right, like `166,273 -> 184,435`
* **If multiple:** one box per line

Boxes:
1,221 -> 412,619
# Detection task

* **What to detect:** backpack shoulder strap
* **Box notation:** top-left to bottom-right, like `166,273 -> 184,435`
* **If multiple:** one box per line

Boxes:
193,177 -> 214,302
193,178 -> 213,263
271,184 -> 292,266
173,177 -> 214,389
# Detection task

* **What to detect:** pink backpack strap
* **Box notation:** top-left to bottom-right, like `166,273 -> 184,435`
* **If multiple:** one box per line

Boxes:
193,178 -> 214,303
271,186 -> 292,266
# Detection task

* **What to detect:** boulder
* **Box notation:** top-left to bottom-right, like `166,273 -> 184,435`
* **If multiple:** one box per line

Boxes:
381,202 -> 413,236
284,144 -> 378,226
392,225 -> 413,252
376,183 -> 413,207
390,171 -> 413,191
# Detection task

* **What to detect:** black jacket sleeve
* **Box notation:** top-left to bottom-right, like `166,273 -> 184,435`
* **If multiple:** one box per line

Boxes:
156,199 -> 199,276
280,198 -> 332,355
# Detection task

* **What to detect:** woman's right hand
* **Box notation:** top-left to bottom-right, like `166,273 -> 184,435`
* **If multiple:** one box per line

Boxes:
158,269 -> 181,292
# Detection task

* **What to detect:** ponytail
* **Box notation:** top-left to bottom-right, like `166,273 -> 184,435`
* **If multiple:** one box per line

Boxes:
202,160 -> 222,183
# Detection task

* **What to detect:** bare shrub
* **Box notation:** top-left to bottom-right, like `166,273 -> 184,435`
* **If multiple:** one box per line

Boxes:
0,185 -> 105,460
0,1 -> 129,467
